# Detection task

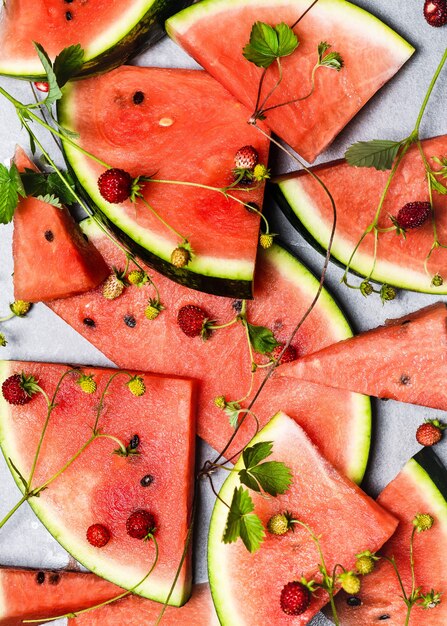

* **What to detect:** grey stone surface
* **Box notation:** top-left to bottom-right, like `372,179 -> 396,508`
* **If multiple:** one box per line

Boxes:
0,1 -> 446,624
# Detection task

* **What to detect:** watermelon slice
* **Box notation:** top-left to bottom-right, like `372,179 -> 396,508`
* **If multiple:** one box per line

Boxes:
278,135 -> 447,292
281,303 -> 447,409
58,66 -> 270,299
0,566 -> 121,625
48,218 -> 371,484
166,0 -> 414,163
68,583 -> 219,625
0,0 -> 190,79
333,448 -> 447,625
12,147 -> 109,302
208,411 -> 398,625
0,361 -> 196,607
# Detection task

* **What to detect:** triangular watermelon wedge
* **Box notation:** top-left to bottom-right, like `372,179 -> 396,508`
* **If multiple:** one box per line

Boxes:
0,566 -> 121,625
0,361 -> 196,607
13,148 -> 109,302
166,0 -> 414,163
334,448 -> 447,625
280,303 -> 447,409
208,412 -> 398,625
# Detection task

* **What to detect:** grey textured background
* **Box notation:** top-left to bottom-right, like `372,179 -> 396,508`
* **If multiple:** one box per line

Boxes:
0,1 -> 446,624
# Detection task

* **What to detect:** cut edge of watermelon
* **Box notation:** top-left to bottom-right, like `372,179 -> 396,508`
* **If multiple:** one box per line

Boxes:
278,176 -> 447,294
0,0 -> 160,78
403,449 -> 447,522
0,360 -> 193,607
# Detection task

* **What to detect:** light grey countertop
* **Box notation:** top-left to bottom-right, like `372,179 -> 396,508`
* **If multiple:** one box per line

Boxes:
0,2 -> 446,625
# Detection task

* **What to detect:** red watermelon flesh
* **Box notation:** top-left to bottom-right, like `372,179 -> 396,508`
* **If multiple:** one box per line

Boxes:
208,412 -> 398,626
0,361 -> 196,607
12,148 -> 108,302
166,0 -> 414,163
333,448 -> 447,625
281,303 -> 447,409
48,219 -> 371,484
279,135 -> 447,292
58,66 -> 270,298
0,566 -> 122,625
68,583 -> 218,625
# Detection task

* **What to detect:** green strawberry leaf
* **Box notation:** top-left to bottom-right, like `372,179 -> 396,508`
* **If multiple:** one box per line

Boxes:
53,43 -> 84,88
21,169 -> 76,205
33,42 -> 62,110
318,42 -> 343,71
0,163 -> 22,224
242,441 -> 273,468
222,486 -> 264,553
36,193 -> 63,209
247,322 -> 280,354
345,140 -> 403,170
430,173 -> 447,195
243,22 -> 298,68
245,461 -> 293,496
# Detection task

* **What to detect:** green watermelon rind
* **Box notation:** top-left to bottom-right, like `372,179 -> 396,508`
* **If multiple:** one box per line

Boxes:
0,0 -> 191,80
0,360 -> 189,607
407,448 -> 447,513
278,175 -> 447,295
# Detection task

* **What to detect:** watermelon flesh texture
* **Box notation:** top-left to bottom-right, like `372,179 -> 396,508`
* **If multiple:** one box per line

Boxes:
279,136 -> 447,292
12,147 -> 109,302
48,219 -> 372,484
68,582 -> 219,625
58,66 -> 270,298
166,0 -> 414,163
208,412 -> 398,626
0,567 -> 122,625
0,361 -> 196,607
0,0 -> 190,78
333,448 -> 447,625
281,303 -> 447,409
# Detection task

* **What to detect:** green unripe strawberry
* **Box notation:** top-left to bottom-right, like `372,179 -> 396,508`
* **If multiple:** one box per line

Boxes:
338,572 -> 361,595
380,284 -> 396,302
260,233 -> 274,249
432,273 -> 444,287
267,512 -> 295,536
10,300 -> 31,317
360,281 -> 373,297
127,375 -> 146,397
144,299 -> 164,321
413,513 -> 434,532
214,395 -> 227,410
356,555 -> 375,575
127,270 -> 147,286
77,374 -> 97,394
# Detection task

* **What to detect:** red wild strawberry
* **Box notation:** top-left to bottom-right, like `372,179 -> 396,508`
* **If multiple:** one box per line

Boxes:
280,581 -> 310,616
86,523 -> 110,548
395,201 -> 431,230
177,305 -> 213,339
2,373 -> 40,405
416,419 -> 446,446
424,0 -> 447,27
234,145 -> 259,170
271,344 -> 298,364
126,509 -> 155,540
34,82 -> 49,93
98,168 -> 133,204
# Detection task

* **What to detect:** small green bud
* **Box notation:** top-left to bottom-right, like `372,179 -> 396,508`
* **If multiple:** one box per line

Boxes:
338,572 -> 361,595
421,589 -> 442,609
267,512 -> 294,536
127,270 -> 148,287
214,395 -> 226,410
413,513 -> 434,532
77,374 -> 97,394
432,273 -> 444,288
10,300 -> 32,317
0,333 -> 7,347
360,281 -> 373,297
127,375 -> 146,397
380,284 -> 396,302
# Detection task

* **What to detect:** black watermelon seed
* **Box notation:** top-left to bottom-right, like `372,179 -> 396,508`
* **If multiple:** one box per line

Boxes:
400,375 -> 411,385
140,474 -> 154,487
65,0 -> 73,3
49,573 -> 60,585
346,597 -> 361,607
133,91 -> 145,105
129,434 -> 140,449
83,317 -> 96,328
36,571 -> 45,584
378,616 -> 390,621
82,233 -> 89,242
44,230 -> 54,242
232,300 -> 243,313
401,319 -> 411,325
65,11 -> 73,20
124,315 -> 136,328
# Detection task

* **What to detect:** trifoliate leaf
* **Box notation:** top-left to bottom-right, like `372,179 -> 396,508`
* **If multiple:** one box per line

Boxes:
242,441 -> 273,469
318,42 -> 344,71
222,487 -> 264,553
224,402 -> 241,429
21,170 -> 76,205
243,21 -> 298,68
33,42 -> 62,110
36,193 -> 63,209
53,44 -> 84,88
247,322 -> 280,354
345,140 -> 402,170
0,164 -> 21,224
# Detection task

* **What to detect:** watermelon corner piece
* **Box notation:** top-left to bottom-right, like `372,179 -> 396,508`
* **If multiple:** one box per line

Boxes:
165,0 -> 415,163
208,411 -> 398,626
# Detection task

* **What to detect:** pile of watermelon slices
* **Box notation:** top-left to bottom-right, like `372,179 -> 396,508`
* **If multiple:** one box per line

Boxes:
1,0 -> 447,625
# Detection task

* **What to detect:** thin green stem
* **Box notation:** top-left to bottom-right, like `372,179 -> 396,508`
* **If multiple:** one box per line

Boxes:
0,495 -> 28,530
93,371 -> 131,433
260,63 -> 318,115
139,197 -> 186,243
0,313 -> 14,323
414,48 -> 447,134
255,57 -> 283,117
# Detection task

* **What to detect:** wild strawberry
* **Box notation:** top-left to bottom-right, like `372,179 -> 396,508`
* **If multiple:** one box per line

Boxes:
102,273 -> 124,300
424,0 -> 447,27
127,375 -> 146,397
267,512 -> 295,536
214,395 -> 227,409
126,509 -> 155,539
416,419 -> 446,446
280,581 -> 310,616
0,334 -> 6,347
77,374 -> 97,395
413,513 -> 434,532
127,270 -> 147,286
177,305 -> 214,339
10,300 -> 31,317
338,572 -> 361,595
355,551 -> 378,575
234,146 -> 258,170
34,82 -> 49,93
432,273 -> 444,287
271,344 -> 298,364
86,523 -> 110,548
98,168 -> 133,204
2,373 -> 40,405
394,201 -> 431,230
145,299 -> 164,320
171,246 -> 191,268
259,233 -> 274,249
380,284 -> 397,302
360,281 -> 373,297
